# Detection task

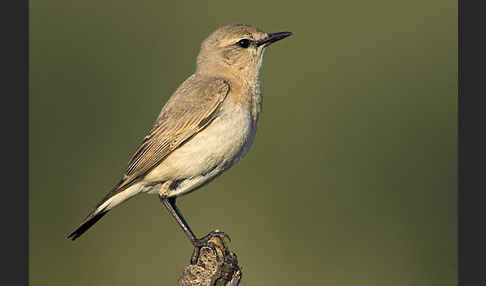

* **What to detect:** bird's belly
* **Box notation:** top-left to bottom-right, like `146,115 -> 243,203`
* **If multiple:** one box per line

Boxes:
144,104 -> 255,183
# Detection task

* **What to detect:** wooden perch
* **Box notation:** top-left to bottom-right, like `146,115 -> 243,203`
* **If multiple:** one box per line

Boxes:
176,236 -> 242,286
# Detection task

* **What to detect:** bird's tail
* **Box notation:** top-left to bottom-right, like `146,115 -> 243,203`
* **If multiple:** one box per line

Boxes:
67,181 -> 142,241
67,206 -> 110,241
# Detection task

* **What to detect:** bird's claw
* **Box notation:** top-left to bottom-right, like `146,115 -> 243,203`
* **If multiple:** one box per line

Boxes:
190,230 -> 231,264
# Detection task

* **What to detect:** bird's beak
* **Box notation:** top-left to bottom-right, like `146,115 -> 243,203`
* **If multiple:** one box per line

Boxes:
256,31 -> 293,47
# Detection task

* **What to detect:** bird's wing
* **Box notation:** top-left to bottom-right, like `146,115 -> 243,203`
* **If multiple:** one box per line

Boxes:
119,76 -> 230,191
67,76 -> 230,240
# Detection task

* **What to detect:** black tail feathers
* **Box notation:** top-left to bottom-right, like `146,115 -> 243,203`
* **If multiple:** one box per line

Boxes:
67,209 -> 109,241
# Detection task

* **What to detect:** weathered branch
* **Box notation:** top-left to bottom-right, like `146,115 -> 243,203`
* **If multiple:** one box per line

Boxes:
176,236 -> 242,286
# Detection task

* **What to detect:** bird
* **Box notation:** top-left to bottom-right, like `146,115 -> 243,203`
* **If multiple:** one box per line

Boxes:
67,23 -> 292,262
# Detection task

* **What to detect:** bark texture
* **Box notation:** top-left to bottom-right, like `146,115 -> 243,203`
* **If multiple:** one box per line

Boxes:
176,236 -> 242,286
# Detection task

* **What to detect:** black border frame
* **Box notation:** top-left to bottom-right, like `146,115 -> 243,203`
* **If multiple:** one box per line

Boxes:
3,0 -> 29,285
459,0 -> 485,285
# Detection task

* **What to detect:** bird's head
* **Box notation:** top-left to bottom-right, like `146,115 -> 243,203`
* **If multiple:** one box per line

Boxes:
196,24 -> 292,81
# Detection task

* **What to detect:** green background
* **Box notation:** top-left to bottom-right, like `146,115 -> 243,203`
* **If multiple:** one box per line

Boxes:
30,1 -> 457,285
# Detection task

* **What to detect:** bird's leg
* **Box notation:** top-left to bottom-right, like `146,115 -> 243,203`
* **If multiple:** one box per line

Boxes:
160,196 -> 230,264
160,196 -> 197,242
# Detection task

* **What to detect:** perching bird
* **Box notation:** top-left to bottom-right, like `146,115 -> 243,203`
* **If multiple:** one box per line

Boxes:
67,24 -> 292,262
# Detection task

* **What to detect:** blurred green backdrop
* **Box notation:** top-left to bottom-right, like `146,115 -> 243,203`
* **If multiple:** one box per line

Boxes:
29,0 -> 457,285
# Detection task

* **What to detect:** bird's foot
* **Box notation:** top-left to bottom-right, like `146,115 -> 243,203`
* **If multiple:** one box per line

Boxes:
190,230 -> 231,265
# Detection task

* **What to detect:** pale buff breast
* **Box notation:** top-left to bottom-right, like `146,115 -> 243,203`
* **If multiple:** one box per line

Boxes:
143,101 -> 256,185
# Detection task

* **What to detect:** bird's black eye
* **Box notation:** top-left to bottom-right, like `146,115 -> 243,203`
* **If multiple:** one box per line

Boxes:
236,39 -> 251,48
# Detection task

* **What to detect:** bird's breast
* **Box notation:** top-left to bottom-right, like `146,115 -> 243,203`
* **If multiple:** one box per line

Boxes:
210,102 -> 257,166
145,102 -> 256,181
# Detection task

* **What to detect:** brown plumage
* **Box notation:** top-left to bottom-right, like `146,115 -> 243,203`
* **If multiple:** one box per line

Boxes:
67,24 -> 292,242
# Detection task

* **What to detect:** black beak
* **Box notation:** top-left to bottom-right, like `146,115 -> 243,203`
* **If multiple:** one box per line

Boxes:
256,31 -> 293,47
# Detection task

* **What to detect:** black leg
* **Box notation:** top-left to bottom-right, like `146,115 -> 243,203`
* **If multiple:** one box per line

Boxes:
160,196 -> 230,264
161,196 -> 198,243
